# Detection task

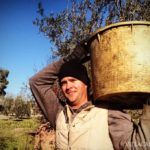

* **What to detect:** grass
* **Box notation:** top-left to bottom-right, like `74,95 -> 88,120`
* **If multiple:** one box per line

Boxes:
0,118 -> 40,150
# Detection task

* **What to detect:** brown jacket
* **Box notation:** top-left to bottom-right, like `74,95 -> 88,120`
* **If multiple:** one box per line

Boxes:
29,59 -> 150,150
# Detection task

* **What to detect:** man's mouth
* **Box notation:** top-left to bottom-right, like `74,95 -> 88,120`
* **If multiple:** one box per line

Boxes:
66,90 -> 75,95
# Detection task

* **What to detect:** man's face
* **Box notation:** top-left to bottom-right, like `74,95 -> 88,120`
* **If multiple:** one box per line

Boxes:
61,76 -> 88,109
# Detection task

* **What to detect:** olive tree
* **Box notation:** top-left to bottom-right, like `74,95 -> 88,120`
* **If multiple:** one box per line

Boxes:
0,68 -> 9,96
33,0 -> 150,59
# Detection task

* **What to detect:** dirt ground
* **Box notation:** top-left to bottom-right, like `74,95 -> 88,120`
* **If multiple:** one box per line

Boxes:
0,114 -> 10,120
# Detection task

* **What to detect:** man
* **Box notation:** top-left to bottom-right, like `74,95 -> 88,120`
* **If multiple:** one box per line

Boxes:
30,42 -> 150,150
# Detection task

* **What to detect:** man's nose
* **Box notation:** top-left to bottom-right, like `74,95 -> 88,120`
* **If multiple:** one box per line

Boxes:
66,81 -> 72,89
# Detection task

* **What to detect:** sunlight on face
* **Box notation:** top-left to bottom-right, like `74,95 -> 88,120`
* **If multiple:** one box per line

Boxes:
61,76 -> 88,109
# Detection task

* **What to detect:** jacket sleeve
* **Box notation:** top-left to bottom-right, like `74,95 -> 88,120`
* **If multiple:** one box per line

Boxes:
108,105 -> 150,150
29,59 -> 64,129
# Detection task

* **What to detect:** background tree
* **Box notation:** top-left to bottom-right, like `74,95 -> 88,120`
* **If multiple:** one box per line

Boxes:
14,96 -> 31,119
1,96 -> 14,116
20,82 -> 42,116
0,68 -> 9,96
0,94 -> 33,119
33,0 -> 150,59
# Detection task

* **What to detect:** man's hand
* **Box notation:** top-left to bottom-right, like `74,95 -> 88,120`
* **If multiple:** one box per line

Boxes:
64,40 -> 90,63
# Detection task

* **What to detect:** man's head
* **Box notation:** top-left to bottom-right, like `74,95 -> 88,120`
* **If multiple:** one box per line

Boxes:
58,60 -> 90,109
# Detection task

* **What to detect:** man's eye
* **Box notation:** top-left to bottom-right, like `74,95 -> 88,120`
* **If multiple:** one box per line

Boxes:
70,79 -> 76,82
61,82 -> 66,86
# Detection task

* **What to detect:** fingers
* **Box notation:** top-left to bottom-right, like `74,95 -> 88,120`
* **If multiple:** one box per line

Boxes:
81,56 -> 90,63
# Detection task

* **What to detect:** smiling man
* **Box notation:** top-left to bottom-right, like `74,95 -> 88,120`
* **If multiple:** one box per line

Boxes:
60,76 -> 88,109
58,61 -> 89,109
29,41 -> 150,150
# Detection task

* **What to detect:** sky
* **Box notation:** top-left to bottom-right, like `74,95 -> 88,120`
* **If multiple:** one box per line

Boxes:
0,0 -> 67,96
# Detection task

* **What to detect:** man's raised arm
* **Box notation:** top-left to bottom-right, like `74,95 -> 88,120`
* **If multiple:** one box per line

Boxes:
29,59 -> 64,128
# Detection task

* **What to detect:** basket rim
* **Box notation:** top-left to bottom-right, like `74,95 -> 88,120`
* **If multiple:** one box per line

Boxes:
87,21 -> 150,42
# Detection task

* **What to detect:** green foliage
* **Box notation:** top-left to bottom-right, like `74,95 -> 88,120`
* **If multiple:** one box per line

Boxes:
1,96 -> 14,116
14,96 -> 31,119
0,119 -> 40,129
34,0 -> 150,59
0,119 -> 40,150
0,94 -> 41,119
105,0 -> 150,24
0,68 -> 9,96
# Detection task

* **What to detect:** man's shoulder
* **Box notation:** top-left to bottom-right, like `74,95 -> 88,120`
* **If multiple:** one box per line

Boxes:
83,104 -> 108,117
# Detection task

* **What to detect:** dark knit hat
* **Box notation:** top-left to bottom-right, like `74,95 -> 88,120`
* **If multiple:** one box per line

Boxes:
58,60 -> 90,86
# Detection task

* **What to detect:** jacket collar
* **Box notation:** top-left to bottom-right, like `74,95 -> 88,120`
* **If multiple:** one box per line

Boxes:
64,101 -> 93,123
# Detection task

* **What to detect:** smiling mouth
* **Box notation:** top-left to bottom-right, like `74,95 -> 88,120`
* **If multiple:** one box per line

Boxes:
68,92 -> 74,94
66,91 -> 75,95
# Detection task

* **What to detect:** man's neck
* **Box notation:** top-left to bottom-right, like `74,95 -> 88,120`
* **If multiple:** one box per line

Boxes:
71,100 -> 88,109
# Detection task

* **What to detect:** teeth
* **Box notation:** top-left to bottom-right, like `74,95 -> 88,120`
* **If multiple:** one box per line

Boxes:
67,91 -> 74,94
